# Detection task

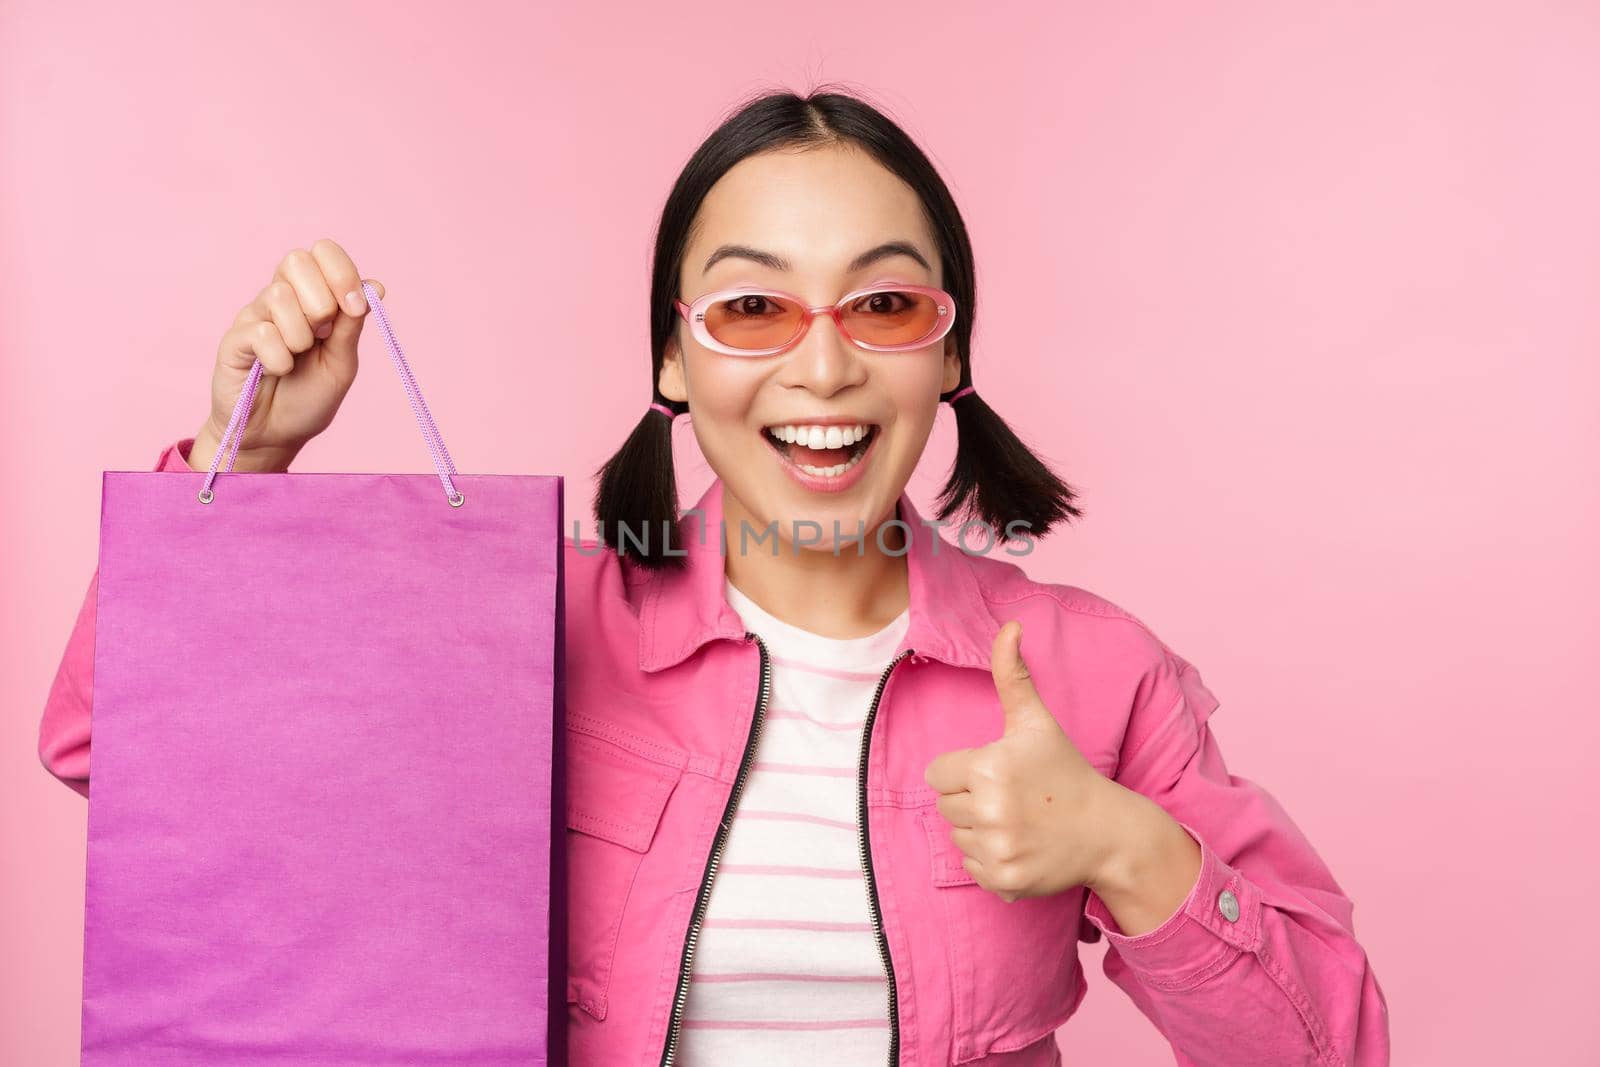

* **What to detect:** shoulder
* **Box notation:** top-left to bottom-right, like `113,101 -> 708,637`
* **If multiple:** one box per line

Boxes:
563,534 -> 623,582
561,535 -> 653,606
559,536 -> 660,680
959,550 -> 1219,772
962,549 -> 1177,671
560,536 -> 650,631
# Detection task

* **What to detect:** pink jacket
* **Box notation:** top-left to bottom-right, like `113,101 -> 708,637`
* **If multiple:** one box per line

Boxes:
40,436 -> 1391,1066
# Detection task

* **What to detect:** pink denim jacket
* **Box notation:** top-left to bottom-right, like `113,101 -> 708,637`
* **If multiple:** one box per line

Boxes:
40,437 -> 1391,1066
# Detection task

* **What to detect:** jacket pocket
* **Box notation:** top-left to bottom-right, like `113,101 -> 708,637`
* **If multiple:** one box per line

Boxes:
565,723 -> 686,1021
919,802 -> 1086,1064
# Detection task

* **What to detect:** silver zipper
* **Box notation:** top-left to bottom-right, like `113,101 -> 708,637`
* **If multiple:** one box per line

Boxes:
660,631 -> 773,1066
858,648 -> 915,1066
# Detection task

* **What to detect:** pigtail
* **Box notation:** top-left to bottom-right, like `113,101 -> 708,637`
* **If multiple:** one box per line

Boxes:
591,397 -> 688,572
935,385 -> 1084,545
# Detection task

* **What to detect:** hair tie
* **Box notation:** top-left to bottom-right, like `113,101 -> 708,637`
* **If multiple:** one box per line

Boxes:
649,401 -> 677,419
947,385 -> 976,403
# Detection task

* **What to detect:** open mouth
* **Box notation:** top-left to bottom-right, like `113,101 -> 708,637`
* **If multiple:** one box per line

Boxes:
762,422 -> 879,479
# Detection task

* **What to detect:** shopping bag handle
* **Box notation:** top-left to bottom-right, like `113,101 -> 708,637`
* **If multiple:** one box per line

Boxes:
197,281 -> 465,508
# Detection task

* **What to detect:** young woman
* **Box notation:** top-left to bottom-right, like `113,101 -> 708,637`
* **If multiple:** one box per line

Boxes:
39,90 -> 1389,1065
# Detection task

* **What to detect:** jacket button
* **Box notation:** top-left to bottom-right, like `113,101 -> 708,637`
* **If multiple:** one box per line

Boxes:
1217,888 -> 1240,923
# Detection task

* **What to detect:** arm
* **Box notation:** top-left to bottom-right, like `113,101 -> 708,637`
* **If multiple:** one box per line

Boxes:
37,437 -> 199,797
1079,648 -> 1391,1066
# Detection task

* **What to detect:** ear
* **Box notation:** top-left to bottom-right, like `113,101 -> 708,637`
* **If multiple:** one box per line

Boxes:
941,339 -> 962,393
658,336 -> 688,404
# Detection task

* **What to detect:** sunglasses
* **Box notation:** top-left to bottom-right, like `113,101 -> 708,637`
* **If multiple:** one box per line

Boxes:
674,283 -> 957,356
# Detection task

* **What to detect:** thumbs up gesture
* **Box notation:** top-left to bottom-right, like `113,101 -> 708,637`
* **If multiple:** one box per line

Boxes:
922,620 -> 1131,903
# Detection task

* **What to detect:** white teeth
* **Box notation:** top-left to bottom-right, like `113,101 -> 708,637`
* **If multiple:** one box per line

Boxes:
795,446 -> 868,478
763,422 -> 875,479
769,423 -> 870,446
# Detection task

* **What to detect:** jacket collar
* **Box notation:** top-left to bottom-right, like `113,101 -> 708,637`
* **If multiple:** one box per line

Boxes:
637,478 -> 999,673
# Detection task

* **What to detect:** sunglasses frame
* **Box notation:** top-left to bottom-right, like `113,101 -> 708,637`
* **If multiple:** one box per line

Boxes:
674,282 -> 958,357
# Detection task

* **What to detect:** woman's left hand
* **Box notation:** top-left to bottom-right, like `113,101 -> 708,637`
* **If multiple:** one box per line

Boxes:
923,619 -> 1157,904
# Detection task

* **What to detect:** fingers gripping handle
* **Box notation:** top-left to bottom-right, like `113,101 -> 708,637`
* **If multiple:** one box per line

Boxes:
197,282 -> 464,507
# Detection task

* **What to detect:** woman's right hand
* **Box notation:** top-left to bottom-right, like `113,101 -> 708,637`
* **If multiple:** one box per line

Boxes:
189,239 -> 383,472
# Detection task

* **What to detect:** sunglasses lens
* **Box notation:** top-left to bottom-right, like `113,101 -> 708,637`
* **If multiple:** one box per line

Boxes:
841,289 -> 945,347
699,289 -> 949,351
702,292 -> 807,351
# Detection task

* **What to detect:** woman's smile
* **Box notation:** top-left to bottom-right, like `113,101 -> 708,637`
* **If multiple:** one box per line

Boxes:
761,416 -> 882,492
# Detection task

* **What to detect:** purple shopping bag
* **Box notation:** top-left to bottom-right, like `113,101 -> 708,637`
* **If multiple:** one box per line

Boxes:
82,283 -> 566,1065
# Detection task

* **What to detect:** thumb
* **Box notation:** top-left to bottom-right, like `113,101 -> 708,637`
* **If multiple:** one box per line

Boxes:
991,620 -> 1052,737
321,278 -> 384,384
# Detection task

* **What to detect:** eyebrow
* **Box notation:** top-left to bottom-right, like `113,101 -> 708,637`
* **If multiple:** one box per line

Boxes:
701,240 -> 932,276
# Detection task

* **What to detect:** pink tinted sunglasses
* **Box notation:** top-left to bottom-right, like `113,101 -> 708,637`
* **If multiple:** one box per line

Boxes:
674,283 -> 957,356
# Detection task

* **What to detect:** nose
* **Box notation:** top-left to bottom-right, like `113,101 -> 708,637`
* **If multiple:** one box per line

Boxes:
777,308 -> 867,398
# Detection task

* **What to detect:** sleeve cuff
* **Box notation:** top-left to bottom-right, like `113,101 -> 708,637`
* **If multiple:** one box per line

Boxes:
1082,819 -> 1264,989
156,437 -> 197,473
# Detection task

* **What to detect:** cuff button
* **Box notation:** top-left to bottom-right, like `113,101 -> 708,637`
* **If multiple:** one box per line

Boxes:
1217,888 -> 1240,923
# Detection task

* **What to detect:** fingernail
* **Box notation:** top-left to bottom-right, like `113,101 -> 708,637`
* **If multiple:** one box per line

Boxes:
343,289 -> 366,315
315,322 -> 333,339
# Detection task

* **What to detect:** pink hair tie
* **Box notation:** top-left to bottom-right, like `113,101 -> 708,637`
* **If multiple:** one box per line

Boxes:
947,385 -> 976,403
649,402 -> 677,419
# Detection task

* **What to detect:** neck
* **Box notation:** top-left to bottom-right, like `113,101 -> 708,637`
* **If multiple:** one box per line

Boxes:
719,487 -> 910,640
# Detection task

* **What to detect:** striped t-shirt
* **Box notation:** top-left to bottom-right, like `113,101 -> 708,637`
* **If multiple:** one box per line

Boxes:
675,576 -> 912,1064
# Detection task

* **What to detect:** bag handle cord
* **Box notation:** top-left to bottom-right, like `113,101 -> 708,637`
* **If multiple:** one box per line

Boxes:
197,281 -> 464,508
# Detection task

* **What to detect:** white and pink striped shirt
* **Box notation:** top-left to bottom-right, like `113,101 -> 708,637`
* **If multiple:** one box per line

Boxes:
676,576 -> 912,1064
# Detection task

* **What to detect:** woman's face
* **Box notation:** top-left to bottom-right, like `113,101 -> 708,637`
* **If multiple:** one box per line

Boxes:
659,144 -> 962,553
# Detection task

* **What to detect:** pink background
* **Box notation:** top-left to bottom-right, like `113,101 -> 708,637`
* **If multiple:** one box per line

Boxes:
5,2 -> 1596,1063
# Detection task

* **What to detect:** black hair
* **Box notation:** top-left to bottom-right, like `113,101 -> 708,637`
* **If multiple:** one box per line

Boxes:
593,84 -> 1083,571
